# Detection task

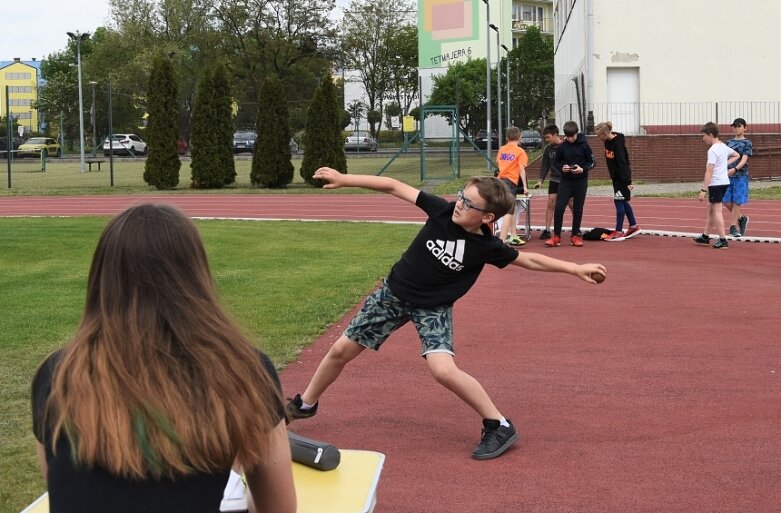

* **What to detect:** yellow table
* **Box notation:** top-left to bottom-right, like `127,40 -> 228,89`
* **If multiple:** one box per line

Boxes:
22,450 -> 385,513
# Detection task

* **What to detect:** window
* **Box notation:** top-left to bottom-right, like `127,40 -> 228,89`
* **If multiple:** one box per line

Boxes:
9,99 -> 31,106
15,112 -> 32,120
9,86 -> 33,93
5,72 -> 32,80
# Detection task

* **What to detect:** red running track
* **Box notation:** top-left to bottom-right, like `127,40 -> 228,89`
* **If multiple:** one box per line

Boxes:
3,194 -> 781,513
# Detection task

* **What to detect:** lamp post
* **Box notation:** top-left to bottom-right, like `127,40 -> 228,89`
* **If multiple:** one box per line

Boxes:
489,23 -> 502,145
501,43 -> 511,125
481,0 -> 491,171
89,81 -> 97,156
67,31 -> 90,172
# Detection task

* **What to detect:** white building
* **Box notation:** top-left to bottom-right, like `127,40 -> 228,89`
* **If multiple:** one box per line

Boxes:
553,0 -> 781,133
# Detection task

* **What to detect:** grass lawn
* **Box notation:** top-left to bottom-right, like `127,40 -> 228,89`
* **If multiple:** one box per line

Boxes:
0,150 -> 500,196
0,217 -> 419,513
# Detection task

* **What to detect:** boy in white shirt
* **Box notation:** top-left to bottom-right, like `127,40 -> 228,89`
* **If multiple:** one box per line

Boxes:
694,122 -> 740,249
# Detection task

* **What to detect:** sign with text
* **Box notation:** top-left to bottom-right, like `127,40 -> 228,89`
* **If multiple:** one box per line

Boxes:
417,0 -> 511,69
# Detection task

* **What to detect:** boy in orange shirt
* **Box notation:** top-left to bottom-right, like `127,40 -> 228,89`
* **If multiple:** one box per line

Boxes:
495,126 -> 529,246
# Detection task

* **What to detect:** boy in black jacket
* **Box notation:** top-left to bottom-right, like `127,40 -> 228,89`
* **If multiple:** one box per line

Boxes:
545,121 -> 596,247
596,121 -> 641,241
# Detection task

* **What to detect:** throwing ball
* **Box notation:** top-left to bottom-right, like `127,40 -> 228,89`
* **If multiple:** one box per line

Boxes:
591,272 -> 606,284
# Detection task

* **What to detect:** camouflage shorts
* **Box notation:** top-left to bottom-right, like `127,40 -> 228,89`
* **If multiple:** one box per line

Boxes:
344,281 -> 455,356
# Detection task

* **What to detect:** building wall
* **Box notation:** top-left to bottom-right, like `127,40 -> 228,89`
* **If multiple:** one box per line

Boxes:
586,133 -> 780,182
553,0 -> 781,131
0,61 -> 39,134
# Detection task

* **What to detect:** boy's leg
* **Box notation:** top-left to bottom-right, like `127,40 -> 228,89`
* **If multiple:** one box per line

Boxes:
299,335 -> 365,405
569,179 -> 588,236
545,193 -> 555,231
711,202 -> 726,238
425,353 -> 502,420
426,354 -> 518,460
289,282 -> 408,421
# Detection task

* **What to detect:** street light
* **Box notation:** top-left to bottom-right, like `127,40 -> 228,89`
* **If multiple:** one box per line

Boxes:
489,23 -> 502,145
501,43 -> 511,125
67,30 -> 90,172
89,81 -> 97,156
481,0 -> 492,171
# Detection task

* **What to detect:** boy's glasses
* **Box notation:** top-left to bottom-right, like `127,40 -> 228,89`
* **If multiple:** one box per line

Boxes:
456,189 -> 489,212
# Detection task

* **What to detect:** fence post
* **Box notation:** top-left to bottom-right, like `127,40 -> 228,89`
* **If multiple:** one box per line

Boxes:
41,150 -> 46,172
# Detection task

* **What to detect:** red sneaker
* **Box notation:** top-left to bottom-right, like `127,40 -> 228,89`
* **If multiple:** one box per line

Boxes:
624,225 -> 641,239
604,230 -> 626,241
545,235 -> 561,247
570,235 -> 584,247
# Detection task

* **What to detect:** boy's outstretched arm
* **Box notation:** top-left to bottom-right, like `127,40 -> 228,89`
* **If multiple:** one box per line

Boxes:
510,251 -> 606,284
314,167 -> 420,204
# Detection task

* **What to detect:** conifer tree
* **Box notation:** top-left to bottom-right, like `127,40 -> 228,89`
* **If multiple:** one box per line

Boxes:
300,75 -> 346,185
190,65 -> 224,188
213,63 -> 236,186
143,53 -> 180,189
251,75 -> 294,188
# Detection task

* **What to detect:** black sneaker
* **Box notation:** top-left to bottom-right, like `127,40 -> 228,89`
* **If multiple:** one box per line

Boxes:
693,235 -> 711,245
471,419 -> 519,460
712,239 -> 729,250
539,229 -> 551,240
738,215 -> 749,236
285,394 -> 318,424
729,225 -> 741,237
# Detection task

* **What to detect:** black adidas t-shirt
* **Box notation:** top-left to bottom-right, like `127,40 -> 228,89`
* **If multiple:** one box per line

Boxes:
32,349 -> 283,513
386,191 -> 519,307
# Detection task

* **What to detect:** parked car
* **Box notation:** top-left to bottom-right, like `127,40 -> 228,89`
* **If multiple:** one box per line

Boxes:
233,130 -> 257,154
104,134 -> 147,156
520,129 -> 543,150
344,131 -> 377,152
17,137 -> 61,158
0,136 -> 25,156
474,129 -> 498,150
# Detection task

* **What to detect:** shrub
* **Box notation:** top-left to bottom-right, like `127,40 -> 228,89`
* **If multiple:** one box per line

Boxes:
251,75 -> 294,188
143,53 -> 181,189
300,75 -> 347,186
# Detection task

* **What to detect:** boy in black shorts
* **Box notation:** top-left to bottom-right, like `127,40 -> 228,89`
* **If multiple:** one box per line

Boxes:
286,167 -> 606,460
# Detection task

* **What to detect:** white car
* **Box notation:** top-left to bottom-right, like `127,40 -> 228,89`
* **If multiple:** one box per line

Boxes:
344,131 -> 377,152
104,134 -> 147,156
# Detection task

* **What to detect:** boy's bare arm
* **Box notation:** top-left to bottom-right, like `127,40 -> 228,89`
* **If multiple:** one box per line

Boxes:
510,251 -> 606,284
313,167 -> 420,204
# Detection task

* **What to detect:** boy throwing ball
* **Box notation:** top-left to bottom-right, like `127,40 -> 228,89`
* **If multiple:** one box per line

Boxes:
286,168 -> 606,460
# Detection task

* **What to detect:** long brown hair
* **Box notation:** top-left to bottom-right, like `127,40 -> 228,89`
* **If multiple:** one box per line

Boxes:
46,204 -> 281,479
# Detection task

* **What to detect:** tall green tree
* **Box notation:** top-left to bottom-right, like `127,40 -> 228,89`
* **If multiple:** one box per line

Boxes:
213,63 -> 236,185
508,26 -> 554,128
251,75 -> 294,188
300,75 -> 346,185
143,53 -> 181,189
190,65 -> 224,188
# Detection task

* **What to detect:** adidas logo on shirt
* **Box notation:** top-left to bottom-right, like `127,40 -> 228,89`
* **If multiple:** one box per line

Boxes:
426,239 -> 465,271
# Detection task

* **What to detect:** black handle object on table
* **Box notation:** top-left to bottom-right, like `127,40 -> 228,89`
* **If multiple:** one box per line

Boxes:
288,432 -> 341,471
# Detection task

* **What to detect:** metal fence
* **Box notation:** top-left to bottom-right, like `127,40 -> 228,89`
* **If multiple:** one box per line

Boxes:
554,100 -> 781,135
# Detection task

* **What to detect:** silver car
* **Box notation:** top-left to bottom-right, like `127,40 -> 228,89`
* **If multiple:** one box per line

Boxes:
344,131 -> 377,152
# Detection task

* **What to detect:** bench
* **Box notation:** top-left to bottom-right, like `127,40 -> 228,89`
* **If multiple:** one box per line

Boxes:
85,159 -> 106,172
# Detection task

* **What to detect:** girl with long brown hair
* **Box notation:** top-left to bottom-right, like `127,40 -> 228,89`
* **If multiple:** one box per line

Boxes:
32,204 -> 296,513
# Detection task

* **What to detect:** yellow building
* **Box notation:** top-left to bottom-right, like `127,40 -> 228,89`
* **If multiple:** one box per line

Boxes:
0,58 -> 40,135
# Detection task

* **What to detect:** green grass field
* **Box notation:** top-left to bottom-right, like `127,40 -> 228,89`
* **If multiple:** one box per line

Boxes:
0,217 -> 419,513
0,150 -> 500,195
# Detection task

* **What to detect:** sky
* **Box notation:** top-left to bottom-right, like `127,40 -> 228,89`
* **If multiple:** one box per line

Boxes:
1,1 -> 111,61
1,0 -> 352,63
